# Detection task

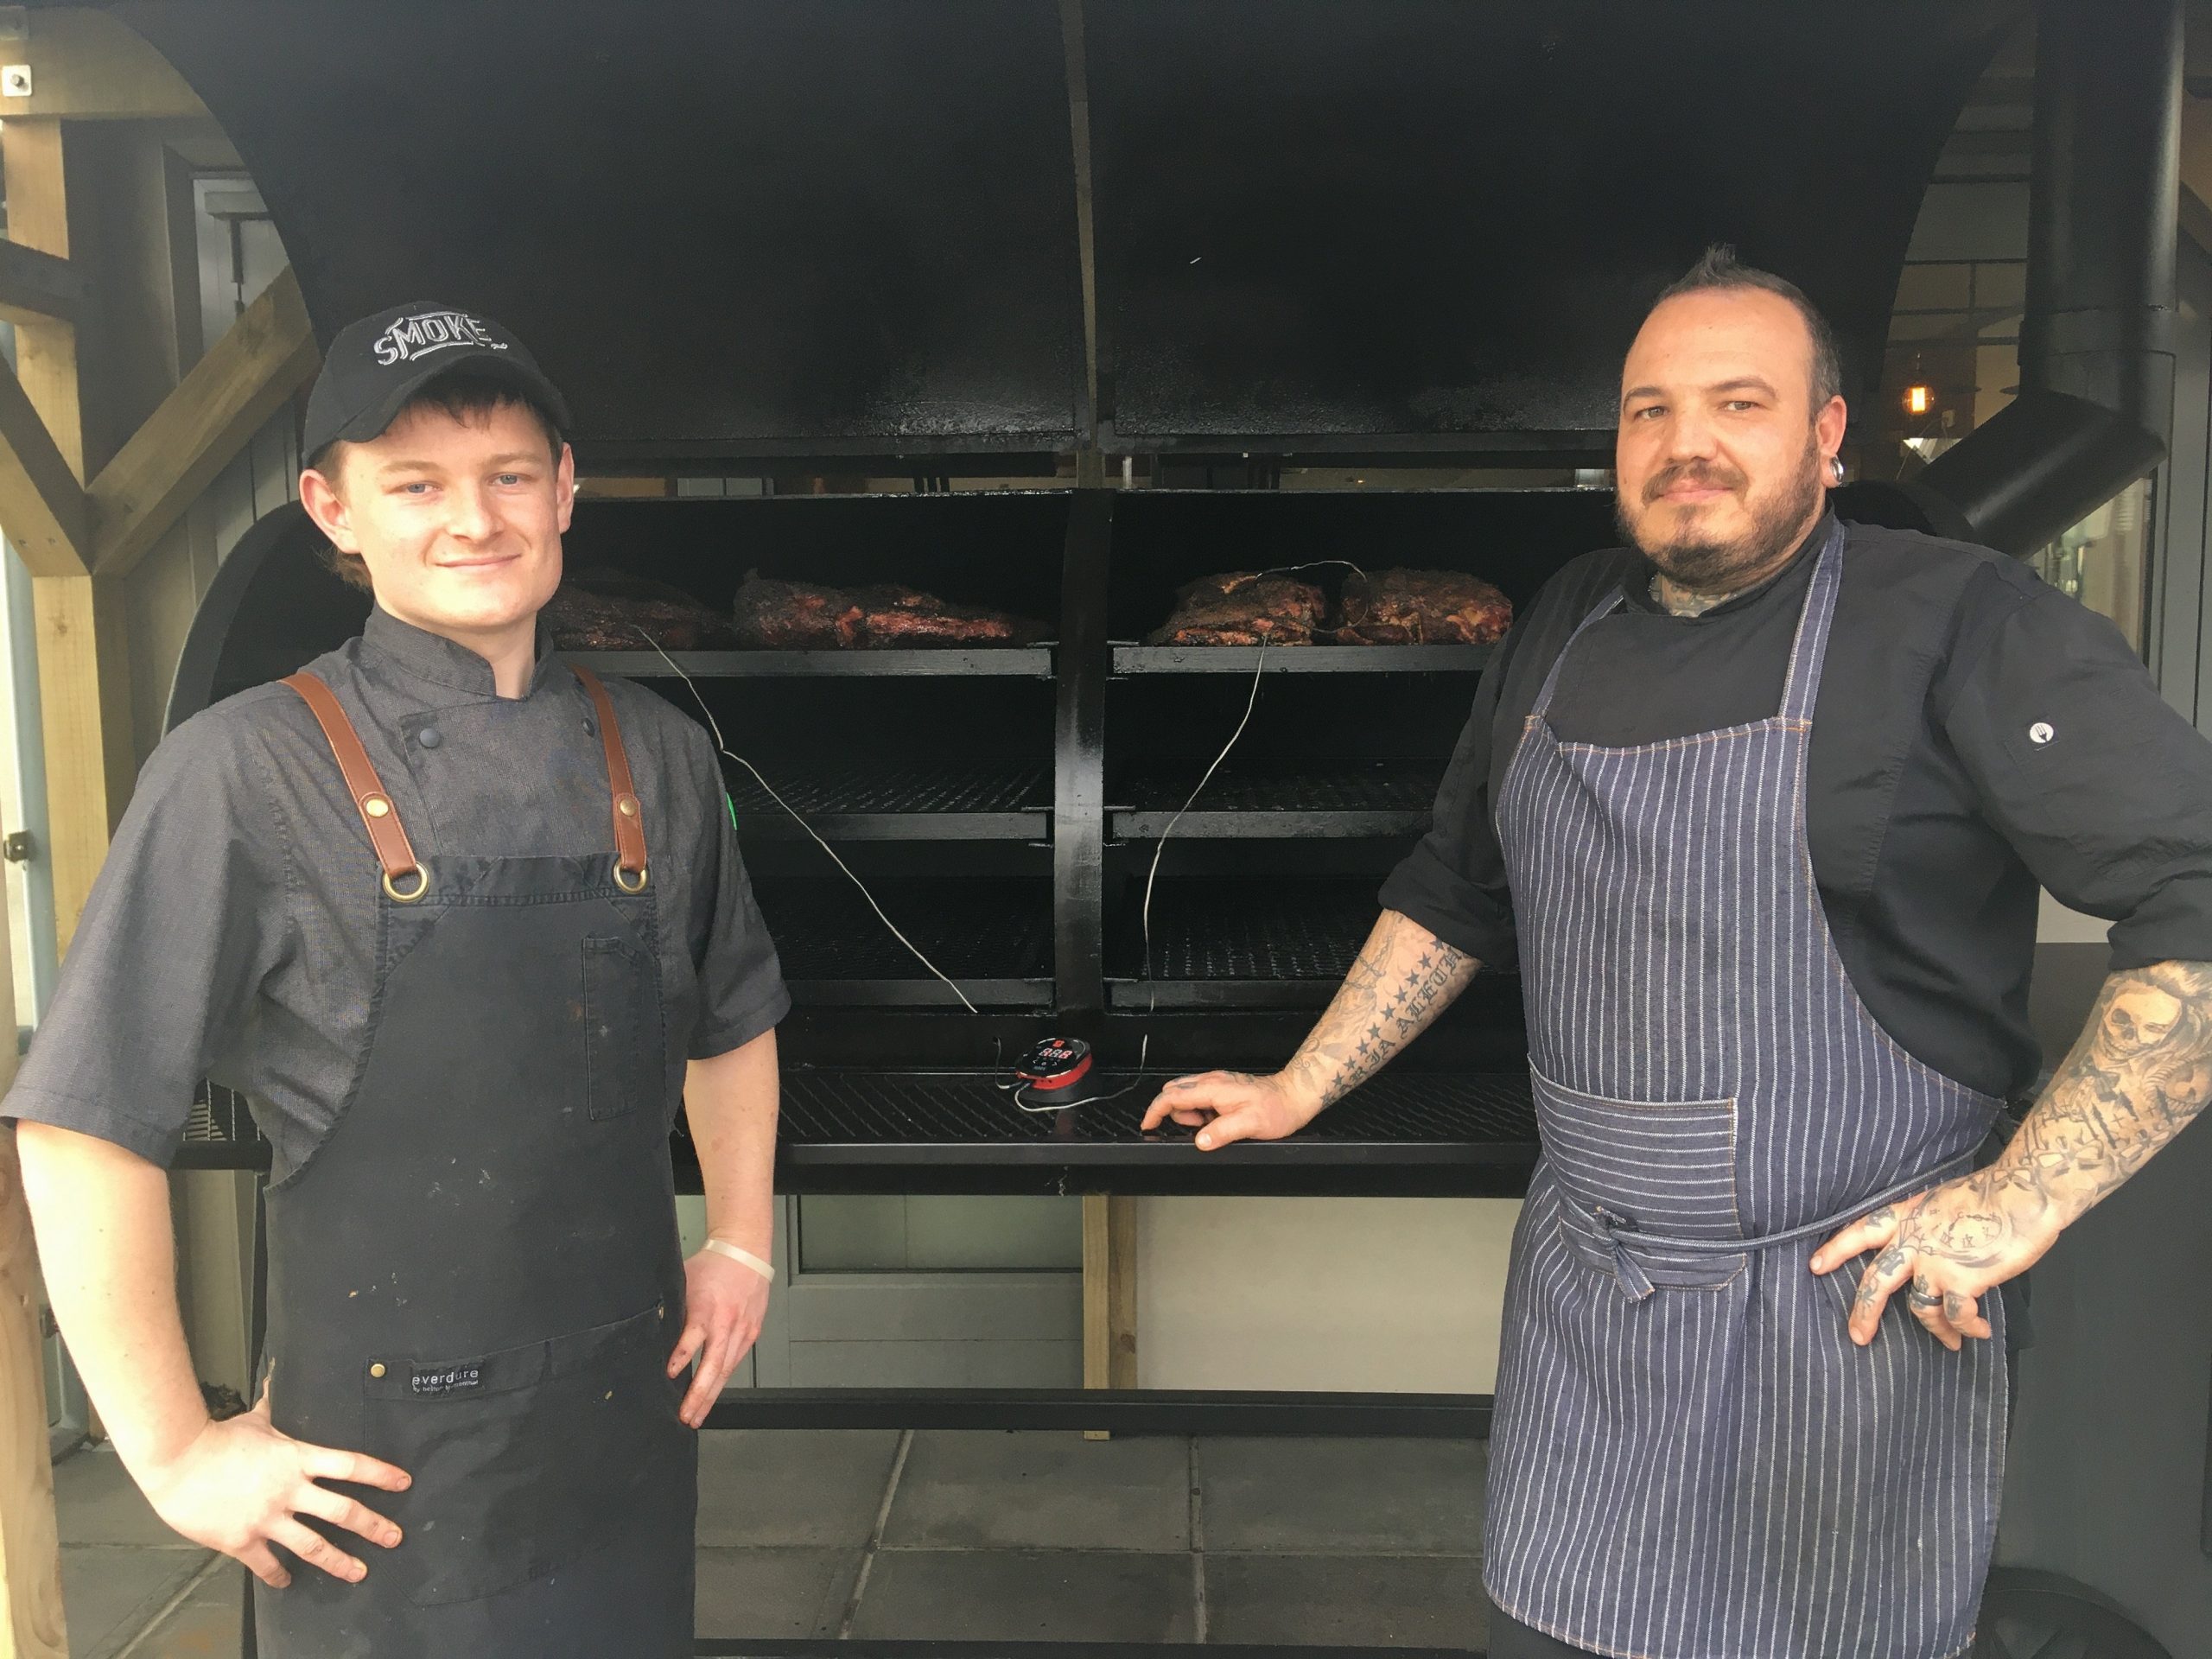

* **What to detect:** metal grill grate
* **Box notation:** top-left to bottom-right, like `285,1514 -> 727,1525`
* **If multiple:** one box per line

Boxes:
1128,881 -> 1379,981
728,757 -> 1047,817
779,1068 -> 1536,1147
756,880 -> 1052,981
1119,759 -> 1440,815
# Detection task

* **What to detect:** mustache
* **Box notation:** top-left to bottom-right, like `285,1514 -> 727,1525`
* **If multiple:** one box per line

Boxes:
1643,461 -> 1746,503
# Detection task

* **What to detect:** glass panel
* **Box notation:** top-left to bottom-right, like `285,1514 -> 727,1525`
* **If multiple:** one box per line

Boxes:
798,1195 -> 1083,1273
2026,477 -> 2153,651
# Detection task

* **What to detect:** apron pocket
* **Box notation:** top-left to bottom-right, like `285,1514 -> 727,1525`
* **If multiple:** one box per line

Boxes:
582,935 -> 658,1121
1529,1062 -> 1746,1294
363,1302 -> 688,1606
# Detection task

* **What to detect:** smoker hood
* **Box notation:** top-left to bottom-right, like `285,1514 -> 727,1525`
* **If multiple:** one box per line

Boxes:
1083,0 -> 2023,452
109,0 -> 1090,463
110,0 -> 2020,461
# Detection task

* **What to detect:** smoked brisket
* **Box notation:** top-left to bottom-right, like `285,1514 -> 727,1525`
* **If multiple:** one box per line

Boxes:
1143,571 -> 1328,646
1331,569 -> 1514,645
730,573 -> 1048,649
543,569 -> 740,652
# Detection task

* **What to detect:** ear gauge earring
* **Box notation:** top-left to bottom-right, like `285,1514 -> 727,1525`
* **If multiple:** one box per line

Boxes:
1830,456 -> 1846,485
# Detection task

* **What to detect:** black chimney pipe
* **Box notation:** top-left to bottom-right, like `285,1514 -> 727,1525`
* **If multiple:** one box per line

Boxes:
1916,0 -> 2179,556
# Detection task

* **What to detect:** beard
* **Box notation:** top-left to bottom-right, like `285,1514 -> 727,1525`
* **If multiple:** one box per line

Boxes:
1615,435 -> 1827,591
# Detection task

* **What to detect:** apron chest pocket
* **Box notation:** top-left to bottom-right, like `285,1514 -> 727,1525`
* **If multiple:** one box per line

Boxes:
364,1303 -> 688,1606
582,935 -> 661,1121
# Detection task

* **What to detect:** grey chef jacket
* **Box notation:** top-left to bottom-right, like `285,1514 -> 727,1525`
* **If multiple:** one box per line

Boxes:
4,607 -> 789,1179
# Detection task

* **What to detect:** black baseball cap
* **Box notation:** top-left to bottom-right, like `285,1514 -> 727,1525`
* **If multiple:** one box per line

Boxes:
302,300 -> 573,462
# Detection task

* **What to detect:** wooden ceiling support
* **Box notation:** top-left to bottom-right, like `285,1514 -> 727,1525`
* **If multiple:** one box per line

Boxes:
0,241 -> 90,330
90,268 -> 315,579
0,10 -> 207,121
0,359 -> 87,578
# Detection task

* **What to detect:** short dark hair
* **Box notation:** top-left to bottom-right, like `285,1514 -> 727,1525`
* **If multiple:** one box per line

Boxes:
308,371 -> 566,592
1650,245 -> 1845,411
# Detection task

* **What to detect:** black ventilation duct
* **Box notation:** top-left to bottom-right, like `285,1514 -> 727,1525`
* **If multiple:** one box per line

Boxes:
1918,0 -> 2181,554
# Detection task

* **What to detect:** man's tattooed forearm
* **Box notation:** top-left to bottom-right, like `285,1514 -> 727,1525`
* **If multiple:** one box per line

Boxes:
1919,960 -> 2212,1268
1281,912 -> 1478,1113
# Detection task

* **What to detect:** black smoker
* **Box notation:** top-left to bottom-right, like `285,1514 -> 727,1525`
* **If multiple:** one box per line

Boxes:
121,0 -> 2202,1653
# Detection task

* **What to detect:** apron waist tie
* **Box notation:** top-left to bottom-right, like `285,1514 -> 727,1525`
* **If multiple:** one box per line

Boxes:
1576,1154 -> 1975,1302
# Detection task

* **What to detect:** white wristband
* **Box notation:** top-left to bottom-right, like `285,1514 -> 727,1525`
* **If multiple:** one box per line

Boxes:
703,1237 -> 774,1281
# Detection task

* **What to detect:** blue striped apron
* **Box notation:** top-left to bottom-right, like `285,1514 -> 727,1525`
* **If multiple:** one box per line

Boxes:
1484,524 -> 2008,1659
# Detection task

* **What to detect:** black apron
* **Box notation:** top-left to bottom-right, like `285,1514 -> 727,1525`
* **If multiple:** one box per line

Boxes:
254,665 -> 695,1658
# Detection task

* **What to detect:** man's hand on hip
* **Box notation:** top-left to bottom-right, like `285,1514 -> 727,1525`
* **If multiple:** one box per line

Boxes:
668,1247 -> 770,1427
1815,958 -> 2212,1351
1810,1173 -> 2056,1351
137,1388 -> 410,1589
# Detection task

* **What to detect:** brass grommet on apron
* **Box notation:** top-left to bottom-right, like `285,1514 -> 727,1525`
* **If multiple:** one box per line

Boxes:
383,867 -> 429,903
368,1362 -> 386,1378
614,863 -> 649,893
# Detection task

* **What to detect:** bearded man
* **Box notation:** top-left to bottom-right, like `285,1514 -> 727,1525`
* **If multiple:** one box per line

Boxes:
1144,246 -> 2212,1658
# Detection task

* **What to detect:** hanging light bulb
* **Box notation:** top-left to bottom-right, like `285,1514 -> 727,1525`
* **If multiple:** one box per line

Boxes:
1905,384 -> 1933,416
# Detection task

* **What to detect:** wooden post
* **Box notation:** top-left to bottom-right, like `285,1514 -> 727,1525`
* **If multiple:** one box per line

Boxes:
1082,1193 -> 1138,1439
3,119 -> 136,951
0,881 -> 68,1656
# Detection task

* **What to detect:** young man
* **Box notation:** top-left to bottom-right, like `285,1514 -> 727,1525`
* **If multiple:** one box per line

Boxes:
1147,249 -> 2212,1657
8,303 -> 787,1656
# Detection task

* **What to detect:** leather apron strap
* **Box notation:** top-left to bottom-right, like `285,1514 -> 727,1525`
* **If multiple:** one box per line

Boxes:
281,671 -> 427,902
283,666 -> 653,898
570,664 -> 650,892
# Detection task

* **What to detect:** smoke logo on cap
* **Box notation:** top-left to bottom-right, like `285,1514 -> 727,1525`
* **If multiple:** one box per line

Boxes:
372,310 -> 508,366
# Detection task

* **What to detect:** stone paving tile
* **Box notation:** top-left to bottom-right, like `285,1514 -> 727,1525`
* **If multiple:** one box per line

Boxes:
53,1446 -> 190,1548
695,1546 -> 865,1639
853,1548 -> 1198,1643
1198,1437 -> 1485,1555
1206,1552 -> 1491,1649
883,1431 -> 1191,1551
695,1429 -> 905,1548
60,1545 -> 211,1659
118,1561 -> 241,1659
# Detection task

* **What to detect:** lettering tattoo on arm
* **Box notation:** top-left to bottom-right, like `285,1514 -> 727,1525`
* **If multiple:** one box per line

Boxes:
1908,958 -> 2212,1274
1279,911 -> 1479,1115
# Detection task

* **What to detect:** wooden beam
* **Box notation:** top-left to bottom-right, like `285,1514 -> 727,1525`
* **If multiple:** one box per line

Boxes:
2,122 -> 87,480
86,263 -> 308,573
89,267 -> 315,579
1081,1193 -> 1138,1438
0,360 -> 86,577
3,10 -> 206,120
35,574 -> 135,951
0,242 -> 86,329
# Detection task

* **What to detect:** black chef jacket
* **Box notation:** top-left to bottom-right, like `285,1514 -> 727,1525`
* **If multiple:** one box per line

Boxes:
1379,512 -> 2212,1102
4,607 -> 789,1177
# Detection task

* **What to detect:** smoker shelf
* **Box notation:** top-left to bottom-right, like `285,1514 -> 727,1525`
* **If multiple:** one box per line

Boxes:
1112,643 -> 1493,676
566,646 -> 1054,679
1109,880 -> 1382,1007
729,758 -> 1050,841
772,1067 -> 1537,1185
1110,760 -> 1439,839
754,879 -> 1052,1007
171,1071 -> 1540,1198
